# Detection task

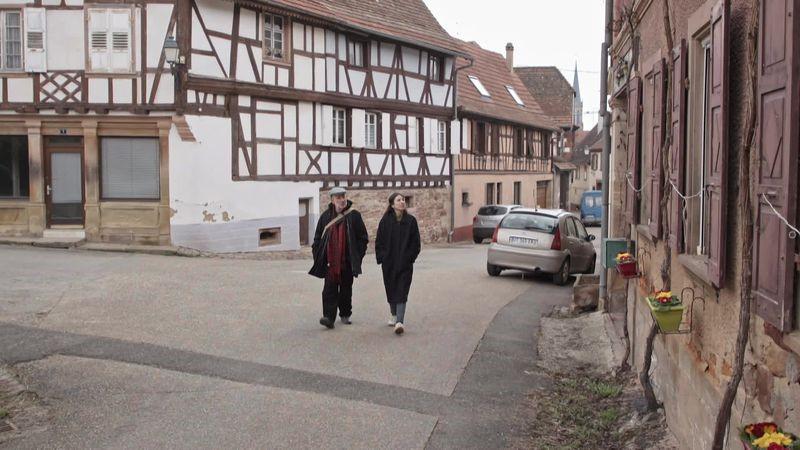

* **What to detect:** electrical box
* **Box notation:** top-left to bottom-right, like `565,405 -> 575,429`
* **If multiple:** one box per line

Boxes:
603,238 -> 635,269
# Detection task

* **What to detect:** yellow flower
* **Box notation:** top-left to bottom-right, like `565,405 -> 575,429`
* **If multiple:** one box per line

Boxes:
752,431 -> 794,448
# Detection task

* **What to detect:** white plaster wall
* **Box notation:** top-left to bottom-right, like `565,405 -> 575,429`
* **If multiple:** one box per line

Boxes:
349,70 -> 365,96
403,48 -> 421,74
292,22 -> 304,50
196,0 -> 232,34
461,118 -> 471,152
235,43 -> 257,82
88,78 -> 107,103
380,43 -> 395,67
209,36 -> 231,75
450,120 -> 461,155
381,113 -> 391,150
293,55 -> 313,90
313,28 -> 324,54
407,78 -> 424,103
298,101 -> 313,145
147,4 -> 173,68
325,30 -> 335,54
169,115 -> 321,225
277,68 -> 289,86
7,78 -> 33,103
351,108 -> 365,148
325,56 -> 336,91
314,57 -> 326,92
46,10 -> 84,70
112,78 -> 133,103
239,7 -> 257,40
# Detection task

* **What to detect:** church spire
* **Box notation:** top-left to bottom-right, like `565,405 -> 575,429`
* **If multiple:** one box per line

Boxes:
572,62 -> 581,99
572,62 -> 583,130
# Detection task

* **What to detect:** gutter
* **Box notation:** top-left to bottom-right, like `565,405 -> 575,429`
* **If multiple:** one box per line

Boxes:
600,0 -> 614,307
448,57 -> 474,243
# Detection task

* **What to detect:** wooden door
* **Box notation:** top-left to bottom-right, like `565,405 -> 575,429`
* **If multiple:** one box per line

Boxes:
299,199 -> 310,246
44,136 -> 84,227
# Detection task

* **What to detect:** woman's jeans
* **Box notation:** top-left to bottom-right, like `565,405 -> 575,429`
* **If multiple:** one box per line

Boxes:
390,303 -> 407,323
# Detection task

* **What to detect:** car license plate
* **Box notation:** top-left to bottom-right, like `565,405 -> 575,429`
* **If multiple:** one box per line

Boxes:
509,236 -> 537,246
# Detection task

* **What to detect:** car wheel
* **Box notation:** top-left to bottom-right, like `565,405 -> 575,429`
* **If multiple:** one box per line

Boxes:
473,236 -> 483,244
552,258 -> 571,286
487,263 -> 502,277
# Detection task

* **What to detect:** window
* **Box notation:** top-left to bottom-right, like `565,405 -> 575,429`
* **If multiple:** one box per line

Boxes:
565,216 -> 578,237
461,191 -> 471,206
468,75 -> 490,97
263,14 -> 285,60
479,205 -> 508,216
0,136 -> 29,197
437,120 -> 447,153
485,183 -> 495,205
0,11 -> 22,71
101,138 -> 159,200
496,182 -> 502,204
506,86 -> 524,106
501,213 -> 557,234
429,55 -> 442,82
475,122 -> 486,155
513,182 -> 521,205
347,39 -> 365,67
685,38 -> 712,256
259,227 -> 281,246
514,129 -> 524,158
574,218 -> 589,239
87,8 -> 133,73
332,107 -> 347,146
365,112 -> 378,149
404,195 -> 413,207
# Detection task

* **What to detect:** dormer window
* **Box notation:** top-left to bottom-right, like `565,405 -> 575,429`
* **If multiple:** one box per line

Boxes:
428,55 -> 443,82
264,14 -> 285,60
468,75 -> 490,97
506,85 -> 524,106
347,39 -> 366,67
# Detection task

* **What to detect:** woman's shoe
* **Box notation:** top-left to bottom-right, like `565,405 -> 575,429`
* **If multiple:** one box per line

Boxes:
394,322 -> 404,335
388,316 -> 397,326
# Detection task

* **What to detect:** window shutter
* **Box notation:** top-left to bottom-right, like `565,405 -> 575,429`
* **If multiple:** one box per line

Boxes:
450,120 -> 460,155
321,105 -> 333,146
24,8 -> 46,72
753,0 -> 799,331
109,9 -> 132,72
706,0 -> 730,288
669,40 -> 688,252
88,9 -> 109,71
351,109 -> 365,148
376,113 -> 383,149
408,116 -> 418,153
649,58 -> 666,237
625,77 -> 643,225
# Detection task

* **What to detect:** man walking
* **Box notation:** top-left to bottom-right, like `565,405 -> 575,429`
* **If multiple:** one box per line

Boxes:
309,187 -> 369,329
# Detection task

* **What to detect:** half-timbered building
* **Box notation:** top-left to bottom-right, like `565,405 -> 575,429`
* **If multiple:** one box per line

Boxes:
451,41 -> 556,242
169,0 -> 465,252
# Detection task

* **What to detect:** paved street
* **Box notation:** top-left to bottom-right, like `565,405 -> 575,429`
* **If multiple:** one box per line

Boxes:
0,244 -> 572,449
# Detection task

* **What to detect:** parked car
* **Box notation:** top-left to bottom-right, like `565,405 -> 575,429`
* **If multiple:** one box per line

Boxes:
472,204 -> 521,243
486,208 -> 596,285
579,190 -> 602,226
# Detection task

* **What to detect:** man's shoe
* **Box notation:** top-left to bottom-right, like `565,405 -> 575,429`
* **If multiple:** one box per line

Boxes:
340,316 -> 352,325
394,322 -> 404,335
388,316 -> 397,326
319,317 -> 335,329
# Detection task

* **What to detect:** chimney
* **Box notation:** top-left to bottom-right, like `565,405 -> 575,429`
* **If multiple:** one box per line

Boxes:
505,42 -> 514,70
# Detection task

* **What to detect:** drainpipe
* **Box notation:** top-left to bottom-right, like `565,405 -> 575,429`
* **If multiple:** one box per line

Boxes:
599,0 -> 614,308
448,57 -> 474,243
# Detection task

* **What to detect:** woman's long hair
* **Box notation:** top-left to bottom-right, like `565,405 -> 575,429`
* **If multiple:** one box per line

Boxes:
385,192 -> 404,216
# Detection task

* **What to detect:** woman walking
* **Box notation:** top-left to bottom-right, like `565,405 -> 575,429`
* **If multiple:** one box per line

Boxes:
375,193 -> 421,335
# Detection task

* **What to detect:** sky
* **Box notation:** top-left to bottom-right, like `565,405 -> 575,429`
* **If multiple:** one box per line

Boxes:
424,0 -> 606,130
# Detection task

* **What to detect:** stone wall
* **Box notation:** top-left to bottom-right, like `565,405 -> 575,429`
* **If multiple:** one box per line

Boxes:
319,187 -> 451,247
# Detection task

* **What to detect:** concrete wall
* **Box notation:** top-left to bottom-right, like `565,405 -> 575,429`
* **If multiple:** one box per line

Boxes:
609,0 -> 800,448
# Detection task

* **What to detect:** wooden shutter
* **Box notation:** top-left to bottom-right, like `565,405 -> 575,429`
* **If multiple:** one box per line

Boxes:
88,9 -> 109,71
408,116 -> 418,153
625,77 -> 642,225
321,105 -> 333,146
351,108 -> 365,148
648,58 -> 666,238
669,40 -> 688,252
753,0 -> 799,331
706,0 -> 730,288
109,9 -> 132,72
24,8 -> 46,72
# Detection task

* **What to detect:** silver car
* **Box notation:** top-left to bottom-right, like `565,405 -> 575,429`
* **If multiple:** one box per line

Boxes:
486,208 -> 596,285
472,204 -> 521,244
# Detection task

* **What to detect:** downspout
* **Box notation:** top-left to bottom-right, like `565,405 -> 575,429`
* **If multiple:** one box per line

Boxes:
599,0 -> 614,307
448,57 -> 474,243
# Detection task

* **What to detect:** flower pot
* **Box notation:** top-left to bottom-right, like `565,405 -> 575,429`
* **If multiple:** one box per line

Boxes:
646,297 -> 685,332
616,260 -> 638,278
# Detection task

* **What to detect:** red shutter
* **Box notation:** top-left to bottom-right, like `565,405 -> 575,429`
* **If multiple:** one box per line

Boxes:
669,40 -> 688,252
753,0 -> 799,331
625,77 -> 643,225
706,0 -> 729,288
649,58 -> 666,238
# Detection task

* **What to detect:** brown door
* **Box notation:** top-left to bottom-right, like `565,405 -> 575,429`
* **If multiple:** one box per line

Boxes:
44,136 -> 84,227
537,181 -> 548,208
299,199 -> 310,246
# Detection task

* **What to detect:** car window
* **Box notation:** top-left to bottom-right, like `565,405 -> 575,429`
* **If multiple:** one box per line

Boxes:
500,213 -> 558,234
478,206 -> 508,216
574,218 -> 589,239
565,217 -> 578,237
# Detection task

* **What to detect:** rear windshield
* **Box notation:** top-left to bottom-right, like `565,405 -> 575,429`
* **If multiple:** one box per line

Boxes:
500,213 -> 558,234
478,206 -> 508,216
583,196 -> 599,207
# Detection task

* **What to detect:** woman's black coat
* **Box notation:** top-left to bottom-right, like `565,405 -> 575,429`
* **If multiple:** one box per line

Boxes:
375,211 -> 421,304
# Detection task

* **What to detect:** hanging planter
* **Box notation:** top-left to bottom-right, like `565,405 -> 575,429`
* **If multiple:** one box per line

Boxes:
615,252 -> 638,278
646,291 -> 685,333
740,422 -> 799,449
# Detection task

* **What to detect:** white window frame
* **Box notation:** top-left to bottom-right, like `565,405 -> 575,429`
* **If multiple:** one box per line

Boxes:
506,85 -> 524,106
86,7 -> 134,74
263,14 -> 285,60
365,112 -> 378,149
347,39 -> 365,67
468,75 -> 490,97
0,10 -> 23,71
429,55 -> 441,82
332,107 -> 347,147
437,120 -> 447,154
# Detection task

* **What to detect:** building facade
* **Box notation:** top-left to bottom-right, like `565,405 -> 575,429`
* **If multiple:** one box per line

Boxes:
608,0 -> 800,447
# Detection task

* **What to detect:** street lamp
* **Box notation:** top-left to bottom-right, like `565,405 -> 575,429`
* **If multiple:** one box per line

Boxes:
164,36 -> 181,68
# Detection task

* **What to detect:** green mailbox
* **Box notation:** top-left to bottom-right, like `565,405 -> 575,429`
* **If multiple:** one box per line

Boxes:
602,238 -> 635,269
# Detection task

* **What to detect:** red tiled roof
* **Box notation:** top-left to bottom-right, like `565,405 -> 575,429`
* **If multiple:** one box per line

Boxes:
514,67 -> 575,129
456,41 -> 557,131
260,0 -> 465,55
576,124 -> 603,152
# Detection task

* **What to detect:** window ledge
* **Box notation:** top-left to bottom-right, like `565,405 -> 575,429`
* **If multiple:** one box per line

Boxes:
677,254 -> 713,287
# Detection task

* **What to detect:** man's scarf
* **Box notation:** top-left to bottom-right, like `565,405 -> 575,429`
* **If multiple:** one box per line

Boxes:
326,220 -> 347,283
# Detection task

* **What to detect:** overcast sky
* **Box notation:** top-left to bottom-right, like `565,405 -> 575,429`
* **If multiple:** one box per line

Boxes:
424,0 -> 606,130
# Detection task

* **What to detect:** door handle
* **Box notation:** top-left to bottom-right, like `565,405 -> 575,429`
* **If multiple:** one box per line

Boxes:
46,185 -> 51,196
